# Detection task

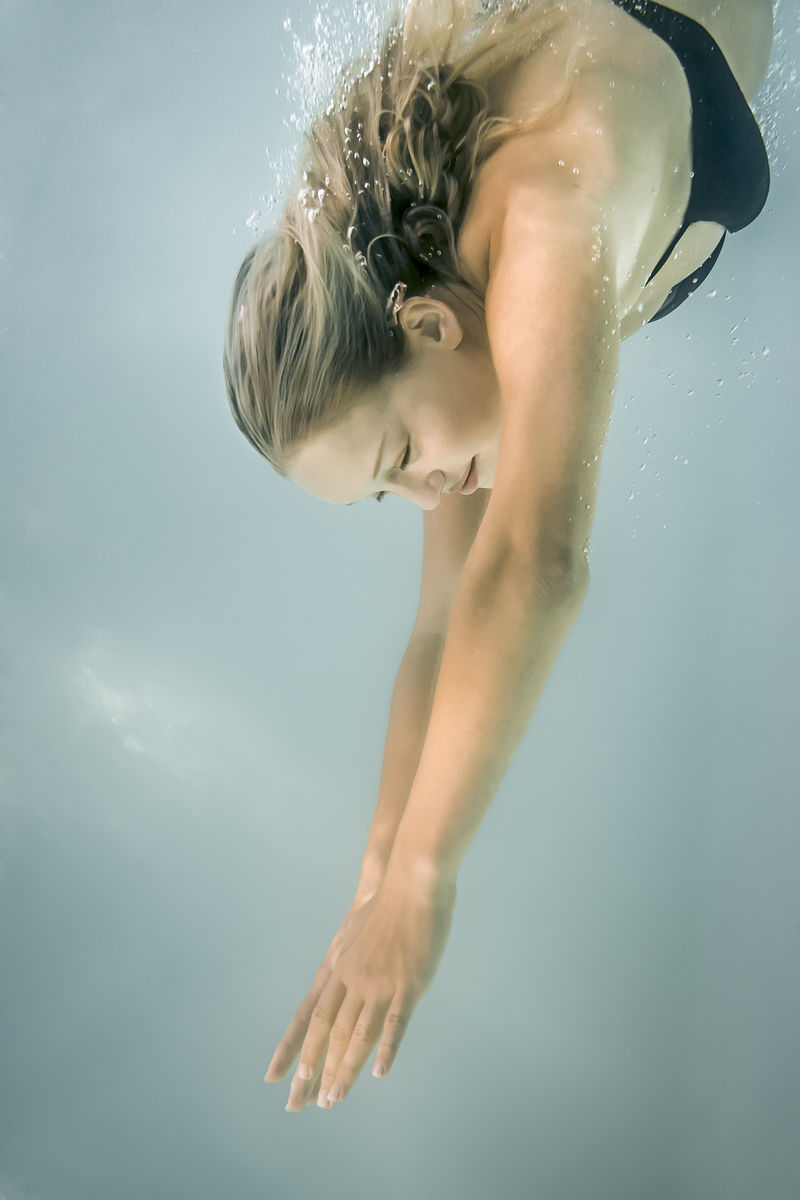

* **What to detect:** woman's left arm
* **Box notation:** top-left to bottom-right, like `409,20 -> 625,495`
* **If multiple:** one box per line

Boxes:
385,185 -> 620,887
287,190 -> 621,1112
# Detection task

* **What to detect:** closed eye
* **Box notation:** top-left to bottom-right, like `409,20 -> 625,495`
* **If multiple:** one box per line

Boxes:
374,438 -> 411,502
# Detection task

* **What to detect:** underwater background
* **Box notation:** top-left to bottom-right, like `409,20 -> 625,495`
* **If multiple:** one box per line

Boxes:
2,2 -> 799,1197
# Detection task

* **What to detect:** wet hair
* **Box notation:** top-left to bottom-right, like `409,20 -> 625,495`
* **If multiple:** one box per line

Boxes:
223,1 -> 574,475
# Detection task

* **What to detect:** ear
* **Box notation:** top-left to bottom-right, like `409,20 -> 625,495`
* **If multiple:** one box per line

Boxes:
398,296 -> 464,350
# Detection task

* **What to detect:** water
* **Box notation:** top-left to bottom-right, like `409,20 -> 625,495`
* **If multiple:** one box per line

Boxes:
2,3 -> 799,1200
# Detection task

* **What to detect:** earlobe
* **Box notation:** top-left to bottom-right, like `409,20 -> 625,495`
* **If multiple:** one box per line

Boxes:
401,298 -> 463,350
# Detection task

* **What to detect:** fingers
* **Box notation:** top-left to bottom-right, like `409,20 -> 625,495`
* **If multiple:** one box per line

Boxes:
301,1064 -> 324,1109
265,963 -> 330,1083
317,993 -> 412,1109
370,998 -> 412,1083
315,1001 -> 385,1107
314,995 -> 374,1107
282,987 -> 414,1111
284,977 -> 347,1111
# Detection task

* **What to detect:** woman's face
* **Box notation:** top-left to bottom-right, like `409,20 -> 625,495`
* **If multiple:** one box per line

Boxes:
288,294 -> 502,509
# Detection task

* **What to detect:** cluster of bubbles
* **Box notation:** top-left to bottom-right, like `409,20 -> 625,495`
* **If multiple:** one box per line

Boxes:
244,0 -> 395,236
752,0 -> 800,172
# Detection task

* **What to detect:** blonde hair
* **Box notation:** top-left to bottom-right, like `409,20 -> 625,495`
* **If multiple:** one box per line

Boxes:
223,0 -> 574,475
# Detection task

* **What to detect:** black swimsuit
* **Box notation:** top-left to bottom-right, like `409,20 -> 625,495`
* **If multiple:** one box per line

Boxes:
609,0 -> 770,321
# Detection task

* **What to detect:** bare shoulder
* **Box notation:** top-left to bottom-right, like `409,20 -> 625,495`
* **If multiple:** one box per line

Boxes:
455,0 -> 774,306
413,489 -> 492,637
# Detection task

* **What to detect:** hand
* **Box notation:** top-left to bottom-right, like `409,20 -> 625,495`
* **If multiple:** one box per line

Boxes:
264,885 -> 381,1110
272,867 -> 457,1112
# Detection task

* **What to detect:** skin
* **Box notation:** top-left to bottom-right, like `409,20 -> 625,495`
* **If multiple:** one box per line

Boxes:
266,0 -> 775,1112
288,290 -> 502,511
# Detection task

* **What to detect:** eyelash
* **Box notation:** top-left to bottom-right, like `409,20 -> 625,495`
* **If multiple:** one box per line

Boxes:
375,439 -> 411,502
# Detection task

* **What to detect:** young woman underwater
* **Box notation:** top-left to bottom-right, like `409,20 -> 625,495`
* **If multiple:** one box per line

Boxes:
223,0 -> 774,1112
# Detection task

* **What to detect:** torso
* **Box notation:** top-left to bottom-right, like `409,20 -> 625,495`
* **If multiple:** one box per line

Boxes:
455,0 -> 773,338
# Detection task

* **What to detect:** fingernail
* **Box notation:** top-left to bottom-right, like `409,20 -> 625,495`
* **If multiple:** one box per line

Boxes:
298,1062 -> 312,1080
373,1062 -> 385,1078
329,1083 -> 342,1103
317,1091 -> 330,1108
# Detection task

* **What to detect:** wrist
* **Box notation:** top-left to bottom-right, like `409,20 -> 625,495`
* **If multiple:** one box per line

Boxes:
381,843 -> 457,901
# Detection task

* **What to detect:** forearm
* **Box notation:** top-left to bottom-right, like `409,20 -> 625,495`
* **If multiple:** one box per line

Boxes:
354,631 -> 444,899
386,550 -> 588,890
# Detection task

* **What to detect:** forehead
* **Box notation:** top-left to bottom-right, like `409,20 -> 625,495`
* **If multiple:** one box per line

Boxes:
288,398 -> 391,505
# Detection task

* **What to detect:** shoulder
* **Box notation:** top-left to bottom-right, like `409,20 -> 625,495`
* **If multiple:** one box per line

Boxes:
453,3 -> 661,294
454,0 -> 773,298
456,113 -> 622,300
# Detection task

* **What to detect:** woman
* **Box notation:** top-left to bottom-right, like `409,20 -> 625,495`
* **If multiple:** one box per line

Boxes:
224,0 -> 774,1112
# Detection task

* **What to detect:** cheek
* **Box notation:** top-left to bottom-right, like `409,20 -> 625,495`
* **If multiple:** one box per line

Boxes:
450,399 -> 492,449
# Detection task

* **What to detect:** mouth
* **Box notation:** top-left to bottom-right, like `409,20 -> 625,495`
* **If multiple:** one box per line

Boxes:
456,456 -> 478,495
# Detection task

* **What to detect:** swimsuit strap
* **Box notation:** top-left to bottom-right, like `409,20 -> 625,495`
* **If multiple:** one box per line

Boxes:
609,0 -> 770,284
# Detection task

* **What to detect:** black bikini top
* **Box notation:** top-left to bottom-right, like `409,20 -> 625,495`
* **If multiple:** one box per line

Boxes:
609,0 -> 770,320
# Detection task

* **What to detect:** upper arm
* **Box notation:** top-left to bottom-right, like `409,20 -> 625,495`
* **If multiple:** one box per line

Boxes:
474,175 -> 621,578
412,487 -> 492,639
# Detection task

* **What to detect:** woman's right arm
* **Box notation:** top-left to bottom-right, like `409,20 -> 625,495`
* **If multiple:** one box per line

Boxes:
353,486 -> 491,902
266,488 -> 490,1099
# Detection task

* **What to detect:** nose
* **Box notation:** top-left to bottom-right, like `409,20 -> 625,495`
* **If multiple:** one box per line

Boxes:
393,468 -> 446,510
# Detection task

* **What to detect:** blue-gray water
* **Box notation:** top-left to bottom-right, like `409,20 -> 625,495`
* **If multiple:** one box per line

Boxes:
2,3 -> 798,1199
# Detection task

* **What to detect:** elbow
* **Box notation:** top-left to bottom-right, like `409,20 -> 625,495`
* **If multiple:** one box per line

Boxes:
530,548 -> 590,610
472,536 -> 590,615
462,513 -> 590,618
490,511 -> 591,608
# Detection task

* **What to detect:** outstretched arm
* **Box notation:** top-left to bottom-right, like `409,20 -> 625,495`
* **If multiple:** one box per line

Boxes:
281,191 -> 622,1112
353,633 -> 443,900
385,186 -> 620,888
355,488 -> 491,899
